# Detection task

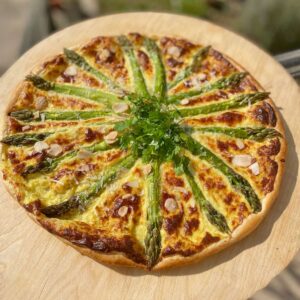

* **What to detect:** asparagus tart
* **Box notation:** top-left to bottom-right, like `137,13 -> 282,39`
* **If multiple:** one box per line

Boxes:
0,33 -> 286,270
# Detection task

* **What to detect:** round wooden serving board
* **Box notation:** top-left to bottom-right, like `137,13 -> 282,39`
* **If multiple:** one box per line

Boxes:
0,12 -> 299,300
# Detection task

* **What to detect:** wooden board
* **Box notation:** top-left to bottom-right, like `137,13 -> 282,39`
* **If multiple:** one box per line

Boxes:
0,13 -> 299,300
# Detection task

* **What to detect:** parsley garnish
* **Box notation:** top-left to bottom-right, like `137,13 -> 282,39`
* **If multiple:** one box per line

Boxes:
115,96 -> 184,165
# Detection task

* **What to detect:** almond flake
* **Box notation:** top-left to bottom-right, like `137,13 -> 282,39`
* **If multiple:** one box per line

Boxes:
41,113 -> 46,122
50,178 -> 64,185
198,73 -> 207,81
33,111 -> 40,119
77,149 -> 93,159
168,46 -> 181,58
47,144 -> 63,157
164,198 -> 178,212
190,198 -> 196,208
191,77 -> 200,87
173,186 -> 188,194
122,193 -> 133,200
112,102 -> 129,113
22,125 -> 30,132
77,165 -> 90,173
34,141 -> 49,152
249,162 -> 260,176
118,206 -> 128,217
98,126 -> 108,134
98,48 -> 111,61
180,99 -> 189,106
232,154 -> 252,167
127,180 -> 139,188
236,139 -> 245,150
35,96 -> 48,110
106,139 -> 117,145
143,164 -> 152,175
104,131 -> 118,141
64,65 -> 77,76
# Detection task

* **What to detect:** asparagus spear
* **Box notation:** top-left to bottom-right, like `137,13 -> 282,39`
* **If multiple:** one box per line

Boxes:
144,160 -> 162,269
22,141 -> 113,176
167,72 -> 247,103
1,132 -> 52,146
168,46 -> 210,90
117,35 -> 149,97
9,109 -> 112,122
175,92 -> 269,117
143,37 -> 166,99
193,126 -> 281,142
41,154 -> 136,217
26,75 -> 120,105
180,133 -> 261,212
63,48 -> 122,92
182,157 -> 230,233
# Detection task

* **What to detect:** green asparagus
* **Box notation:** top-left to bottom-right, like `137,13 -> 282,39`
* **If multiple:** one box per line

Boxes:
144,160 -> 162,269
41,155 -> 136,217
1,132 -> 52,146
10,109 -> 113,122
117,35 -> 149,97
193,126 -> 281,141
26,75 -> 120,105
167,72 -> 247,103
176,92 -> 269,117
64,48 -> 122,92
182,157 -> 230,233
144,37 -> 166,99
180,133 -> 261,212
168,46 -> 210,90
22,141 -> 113,176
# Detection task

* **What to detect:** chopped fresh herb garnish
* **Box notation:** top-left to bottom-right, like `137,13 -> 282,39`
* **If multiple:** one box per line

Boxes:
115,96 -> 184,163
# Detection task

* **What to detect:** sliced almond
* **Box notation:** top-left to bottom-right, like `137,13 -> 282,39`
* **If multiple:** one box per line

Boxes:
232,154 -> 252,167
198,73 -> 207,81
118,206 -> 128,217
122,193 -> 133,200
143,164 -> 152,175
249,162 -> 260,176
106,139 -> 117,145
236,139 -> 245,150
112,102 -> 129,113
167,46 -> 181,58
164,198 -> 178,212
77,149 -> 93,159
127,180 -> 139,188
64,65 -> 77,76
40,113 -> 46,122
190,77 -> 200,87
35,96 -> 48,110
98,48 -> 111,61
104,131 -> 118,141
47,144 -> 63,157
77,165 -> 90,173
180,99 -> 189,106
34,141 -> 49,152
22,125 -> 30,132
50,178 -> 64,186
173,186 -> 188,194
98,126 -> 108,134
190,198 -> 196,208
33,111 -> 40,119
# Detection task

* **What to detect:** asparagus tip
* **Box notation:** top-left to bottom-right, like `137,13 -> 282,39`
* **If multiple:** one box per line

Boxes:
26,74 -> 53,91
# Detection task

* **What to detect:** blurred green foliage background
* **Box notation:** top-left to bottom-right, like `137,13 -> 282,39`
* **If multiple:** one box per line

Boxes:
45,0 -> 300,55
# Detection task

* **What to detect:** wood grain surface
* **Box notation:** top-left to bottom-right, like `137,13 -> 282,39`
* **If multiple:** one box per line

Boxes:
0,13 -> 299,300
